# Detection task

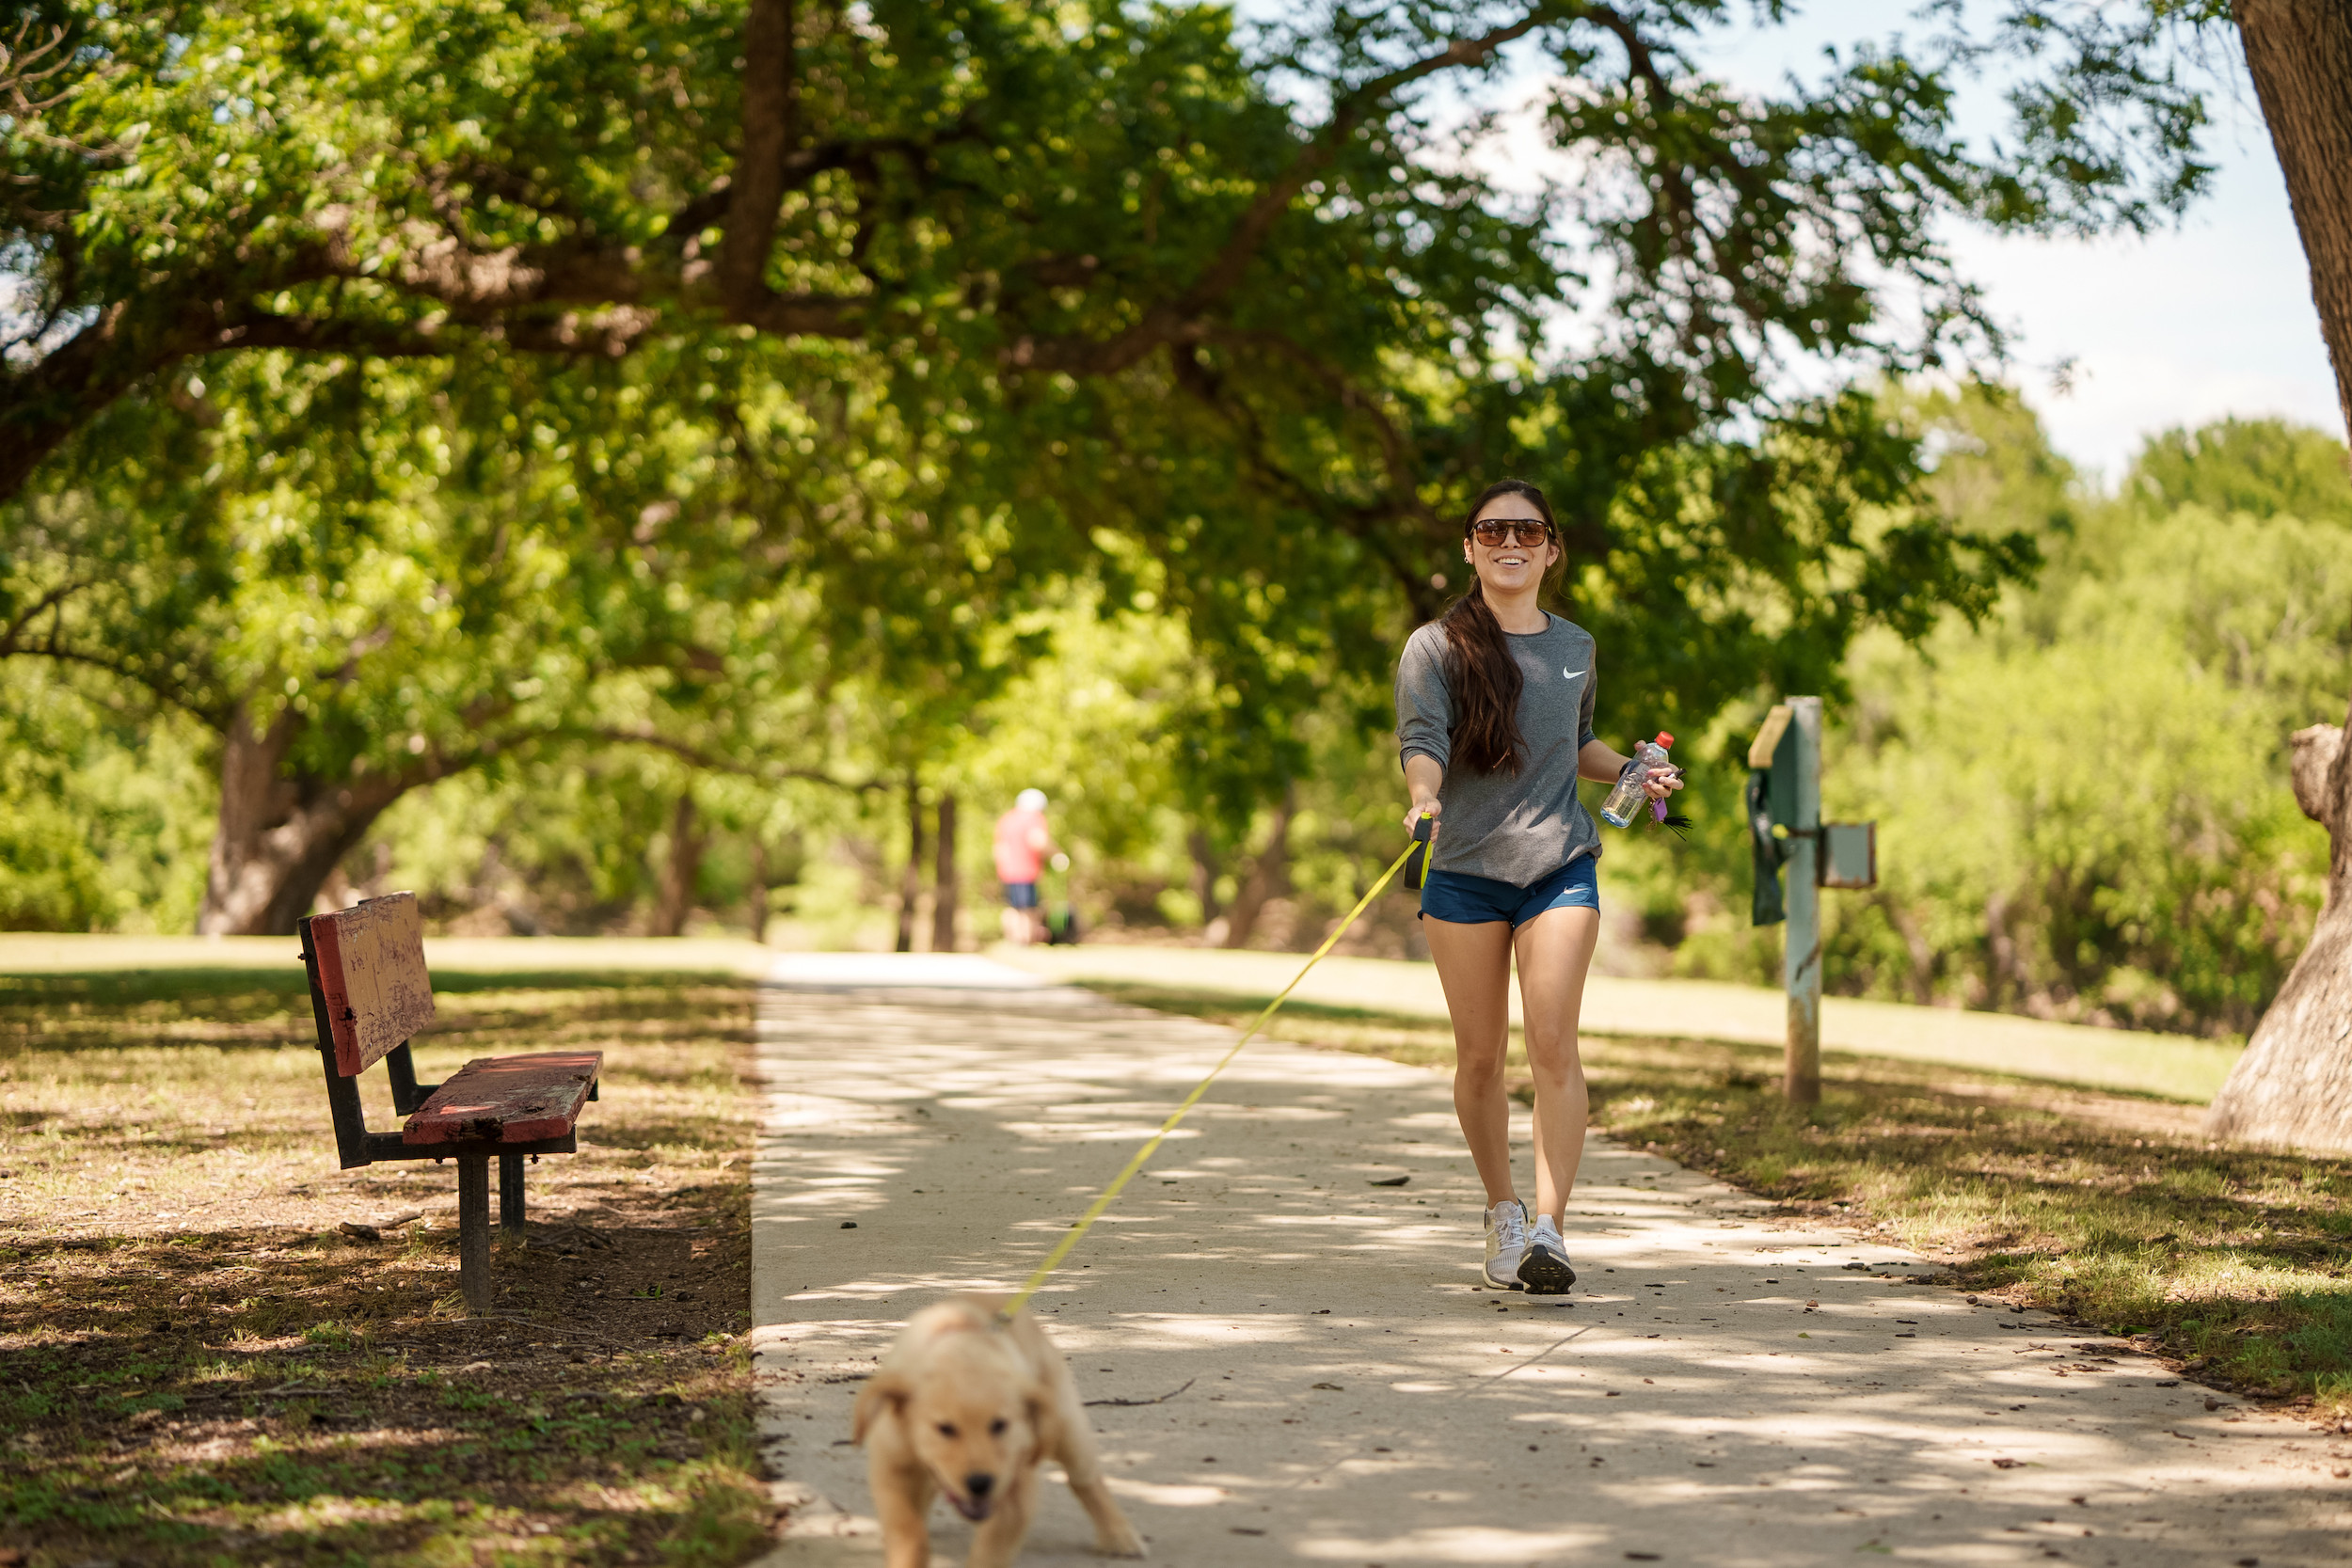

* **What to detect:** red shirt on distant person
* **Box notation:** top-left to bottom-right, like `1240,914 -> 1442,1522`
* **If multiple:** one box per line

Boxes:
993,790 -> 1051,885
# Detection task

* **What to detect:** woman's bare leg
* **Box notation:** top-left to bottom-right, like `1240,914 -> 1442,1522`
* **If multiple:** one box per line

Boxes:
1512,905 -> 1600,1227
1422,915 -> 1518,1207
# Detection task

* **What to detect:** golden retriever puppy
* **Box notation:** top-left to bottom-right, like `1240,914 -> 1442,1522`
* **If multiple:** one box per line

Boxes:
852,1293 -> 1146,1568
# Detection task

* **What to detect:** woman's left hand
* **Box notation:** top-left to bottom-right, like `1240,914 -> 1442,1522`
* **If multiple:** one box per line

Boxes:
1643,766 -> 1685,802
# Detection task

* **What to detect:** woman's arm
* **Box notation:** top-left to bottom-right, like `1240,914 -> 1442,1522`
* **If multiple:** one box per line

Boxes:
1577,737 -> 1630,784
1579,737 -> 1684,800
1402,752 -> 1445,836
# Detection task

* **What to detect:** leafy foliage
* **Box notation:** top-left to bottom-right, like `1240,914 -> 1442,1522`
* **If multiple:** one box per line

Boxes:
0,664 -> 212,931
1652,407 -> 2352,1037
0,1 -> 2267,932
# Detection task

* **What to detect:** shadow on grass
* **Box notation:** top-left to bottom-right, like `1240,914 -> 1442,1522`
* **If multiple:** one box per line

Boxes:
0,970 -> 773,1567
1,1210 -> 770,1566
1596,1061 -> 2352,1408
1,969 -> 762,1056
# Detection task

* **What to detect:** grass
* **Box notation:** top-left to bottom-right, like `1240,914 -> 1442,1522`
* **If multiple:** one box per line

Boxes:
1086,980 -> 2352,1422
1000,943 -> 2249,1101
0,963 -> 776,1568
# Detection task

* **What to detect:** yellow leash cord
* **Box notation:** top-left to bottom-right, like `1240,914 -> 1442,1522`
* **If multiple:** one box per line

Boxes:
997,816 -> 1432,1319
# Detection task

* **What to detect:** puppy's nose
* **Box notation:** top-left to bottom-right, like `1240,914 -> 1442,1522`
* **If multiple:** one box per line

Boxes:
965,1473 -> 994,1499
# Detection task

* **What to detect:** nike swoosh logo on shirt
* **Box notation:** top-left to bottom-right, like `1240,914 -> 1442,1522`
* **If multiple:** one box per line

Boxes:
1562,668 -> 1584,683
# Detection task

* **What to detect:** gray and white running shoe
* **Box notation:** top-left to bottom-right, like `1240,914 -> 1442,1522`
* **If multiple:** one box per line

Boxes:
1484,1198 -> 1531,1289
1517,1214 -> 1577,1294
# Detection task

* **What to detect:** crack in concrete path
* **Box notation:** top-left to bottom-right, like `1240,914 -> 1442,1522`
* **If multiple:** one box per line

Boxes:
750,955 -> 2351,1566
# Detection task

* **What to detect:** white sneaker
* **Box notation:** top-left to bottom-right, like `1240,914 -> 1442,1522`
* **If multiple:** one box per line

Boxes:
1517,1215 -> 1577,1294
1484,1198 -> 1531,1289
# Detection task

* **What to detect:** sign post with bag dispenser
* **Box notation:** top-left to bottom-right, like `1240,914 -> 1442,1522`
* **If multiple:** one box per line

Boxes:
1748,697 -> 1876,1104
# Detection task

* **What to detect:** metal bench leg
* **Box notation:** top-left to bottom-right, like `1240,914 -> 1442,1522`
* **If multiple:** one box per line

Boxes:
500,1152 -> 525,1235
457,1152 -> 493,1317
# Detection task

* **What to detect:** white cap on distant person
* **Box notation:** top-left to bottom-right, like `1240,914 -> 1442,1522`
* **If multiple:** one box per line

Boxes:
1016,788 -> 1048,812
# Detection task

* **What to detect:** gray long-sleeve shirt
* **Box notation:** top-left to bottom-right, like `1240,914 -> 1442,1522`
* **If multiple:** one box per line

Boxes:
1394,612 -> 1600,886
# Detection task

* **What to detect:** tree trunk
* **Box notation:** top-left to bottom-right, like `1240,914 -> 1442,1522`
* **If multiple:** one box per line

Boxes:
1220,784 -> 1297,950
2204,3 -> 2352,1140
896,772 -> 923,953
931,791 -> 960,954
651,793 -> 706,938
748,840 -> 771,944
2238,2 -> 2352,436
1188,828 -> 1224,939
1983,889 -> 2020,1010
2205,700 -> 2352,1153
198,705 -> 408,936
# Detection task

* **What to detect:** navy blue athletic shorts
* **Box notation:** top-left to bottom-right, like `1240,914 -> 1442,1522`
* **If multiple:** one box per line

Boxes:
1419,856 -> 1597,927
1001,880 -> 1040,910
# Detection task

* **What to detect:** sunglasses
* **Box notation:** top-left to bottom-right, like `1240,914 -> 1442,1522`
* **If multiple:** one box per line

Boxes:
1469,518 -> 1555,547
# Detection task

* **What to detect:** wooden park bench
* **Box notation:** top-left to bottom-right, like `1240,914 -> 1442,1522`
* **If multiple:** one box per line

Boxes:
296,892 -> 601,1315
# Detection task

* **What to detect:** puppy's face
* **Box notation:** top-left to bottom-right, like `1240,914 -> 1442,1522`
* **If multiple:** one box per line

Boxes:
876,1336 -> 1047,1522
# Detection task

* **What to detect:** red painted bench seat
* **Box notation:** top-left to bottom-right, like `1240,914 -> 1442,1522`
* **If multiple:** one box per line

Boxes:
404,1052 -> 603,1146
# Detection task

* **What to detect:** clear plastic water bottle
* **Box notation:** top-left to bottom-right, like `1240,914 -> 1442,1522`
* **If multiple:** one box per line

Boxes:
1600,732 -> 1675,828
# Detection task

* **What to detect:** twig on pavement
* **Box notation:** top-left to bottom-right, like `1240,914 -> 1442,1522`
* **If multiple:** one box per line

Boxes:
1086,1377 -> 1196,1408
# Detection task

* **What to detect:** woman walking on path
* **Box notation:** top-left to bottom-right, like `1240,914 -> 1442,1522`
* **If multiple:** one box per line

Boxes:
1395,479 -> 1682,1293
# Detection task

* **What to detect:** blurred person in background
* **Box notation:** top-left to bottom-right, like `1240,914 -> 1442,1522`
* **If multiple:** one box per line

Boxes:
993,788 -> 1057,945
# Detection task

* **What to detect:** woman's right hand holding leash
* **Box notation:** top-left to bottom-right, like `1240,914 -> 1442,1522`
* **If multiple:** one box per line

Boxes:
1401,753 -> 1444,841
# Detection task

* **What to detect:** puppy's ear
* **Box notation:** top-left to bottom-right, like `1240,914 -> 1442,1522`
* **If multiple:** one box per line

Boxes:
851,1371 -> 909,1447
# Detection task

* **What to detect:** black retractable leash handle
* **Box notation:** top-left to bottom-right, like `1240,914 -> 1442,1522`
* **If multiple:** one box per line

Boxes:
1404,809 -> 1435,891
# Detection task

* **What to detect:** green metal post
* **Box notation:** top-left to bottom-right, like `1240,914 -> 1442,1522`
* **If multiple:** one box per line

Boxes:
1783,696 -> 1822,1104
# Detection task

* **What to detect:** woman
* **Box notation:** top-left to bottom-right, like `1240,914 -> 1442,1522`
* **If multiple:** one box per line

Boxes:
1394,478 -> 1682,1293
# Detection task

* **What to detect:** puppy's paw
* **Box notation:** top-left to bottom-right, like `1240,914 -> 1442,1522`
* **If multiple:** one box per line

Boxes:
1094,1522 -> 1147,1559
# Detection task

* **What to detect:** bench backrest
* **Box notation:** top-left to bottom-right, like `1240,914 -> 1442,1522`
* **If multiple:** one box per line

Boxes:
307,892 -> 437,1077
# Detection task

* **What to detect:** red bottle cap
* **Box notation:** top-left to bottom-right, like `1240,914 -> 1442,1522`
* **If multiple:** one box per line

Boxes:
1655,732 -> 1674,748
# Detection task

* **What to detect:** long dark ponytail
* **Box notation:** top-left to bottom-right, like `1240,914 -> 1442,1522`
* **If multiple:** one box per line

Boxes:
1439,478 -> 1562,776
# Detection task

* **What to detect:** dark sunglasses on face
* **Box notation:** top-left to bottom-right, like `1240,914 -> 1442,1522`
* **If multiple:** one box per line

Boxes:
1469,518 -> 1554,547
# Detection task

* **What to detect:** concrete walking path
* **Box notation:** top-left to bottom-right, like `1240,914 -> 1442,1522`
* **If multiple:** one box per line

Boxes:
751,955 -> 2348,1566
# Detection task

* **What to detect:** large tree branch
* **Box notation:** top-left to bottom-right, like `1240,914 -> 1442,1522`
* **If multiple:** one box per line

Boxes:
1200,328 -> 1443,525
1187,328 -> 1625,619
1577,3 -> 1733,342
674,121 -> 985,258
1013,5 -> 1567,376
1181,14 -> 1560,313
0,630 -> 218,719
0,565 -> 235,720
579,724 -> 885,792
1166,342 -> 1438,617
312,215 -> 863,342
704,0 -> 982,333
718,0 -> 800,315
0,280 -> 672,501
221,311 -> 464,358
0,579 -> 87,652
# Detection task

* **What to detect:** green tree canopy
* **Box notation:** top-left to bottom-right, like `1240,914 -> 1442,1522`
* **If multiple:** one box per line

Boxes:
0,331 -> 1064,930
0,1 -> 2246,930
